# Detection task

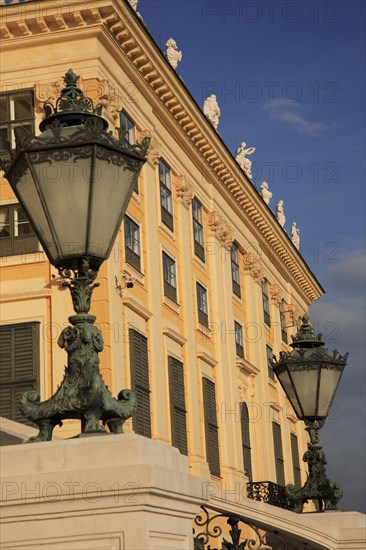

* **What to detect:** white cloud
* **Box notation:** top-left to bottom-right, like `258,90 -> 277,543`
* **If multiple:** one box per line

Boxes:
263,99 -> 339,135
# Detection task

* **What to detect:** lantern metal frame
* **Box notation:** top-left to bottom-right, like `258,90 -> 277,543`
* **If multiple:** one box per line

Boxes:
0,69 -> 150,442
272,315 -> 348,513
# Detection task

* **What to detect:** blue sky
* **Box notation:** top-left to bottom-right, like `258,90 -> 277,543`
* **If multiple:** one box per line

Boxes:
138,0 -> 366,513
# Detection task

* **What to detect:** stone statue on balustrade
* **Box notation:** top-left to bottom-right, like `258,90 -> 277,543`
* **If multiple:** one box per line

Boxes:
235,142 -> 255,179
203,95 -> 221,130
260,181 -> 272,205
291,222 -> 300,249
276,200 -> 286,228
165,38 -> 182,70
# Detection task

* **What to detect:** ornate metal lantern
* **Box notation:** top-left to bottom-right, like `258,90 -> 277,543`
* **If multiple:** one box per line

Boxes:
1,69 -> 150,442
272,315 -> 348,513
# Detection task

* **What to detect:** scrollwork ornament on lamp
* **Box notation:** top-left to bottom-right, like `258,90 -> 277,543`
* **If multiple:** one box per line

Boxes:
0,69 -> 150,442
272,315 -> 348,513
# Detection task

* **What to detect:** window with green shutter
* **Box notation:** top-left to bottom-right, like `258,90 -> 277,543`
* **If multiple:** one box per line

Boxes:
240,402 -> 253,481
168,356 -> 188,455
272,421 -> 285,486
290,432 -> 302,488
202,377 -> 220,477
129,329 -> 151,438
0,322 -> 40,425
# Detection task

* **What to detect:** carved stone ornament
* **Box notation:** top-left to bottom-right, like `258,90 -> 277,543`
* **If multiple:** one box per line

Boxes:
93,79 -> 123,121
238,382 -> 249,402
269,283 -> 282,305
291,221 -> 301,250
35,79 -> 64,114
176,175 -> 194,206
207,211 -> 233,250
128,0 -> 138,10
141,129 -> 162,165
276,199 -> 286,228
243,252 -> 263,282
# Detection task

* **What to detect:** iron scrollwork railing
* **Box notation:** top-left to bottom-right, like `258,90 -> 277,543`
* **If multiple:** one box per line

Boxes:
247,482 -> 296,511
193,505 -> 314,550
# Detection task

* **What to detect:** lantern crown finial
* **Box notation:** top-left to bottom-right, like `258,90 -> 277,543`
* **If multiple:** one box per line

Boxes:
291,314 -> 324,348
40,68 -> 104,130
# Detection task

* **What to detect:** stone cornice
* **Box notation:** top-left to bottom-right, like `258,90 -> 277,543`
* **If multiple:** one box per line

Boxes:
0,0 -> 323,303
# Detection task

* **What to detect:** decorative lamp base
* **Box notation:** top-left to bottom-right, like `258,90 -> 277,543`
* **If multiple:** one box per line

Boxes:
19,261 -> 137,443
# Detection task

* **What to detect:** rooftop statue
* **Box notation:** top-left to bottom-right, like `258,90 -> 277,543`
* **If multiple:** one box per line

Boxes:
260,181 -> 272,205
165,38 -> 182,70
235,142 -> 255,179
291,222 -> 300,250
276,200 -> 286,228
203,94 -> 221,130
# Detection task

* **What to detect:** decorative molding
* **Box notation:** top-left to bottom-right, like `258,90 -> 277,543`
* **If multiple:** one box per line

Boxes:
162,326 -> 187,346
207,211 -> 233,250
238,381 -> 249,403
269,283 -> 282,306
140,129 -> 161,165
243,252 -> 263,283
122,296 -> 152,320
236,358 -> 260,377
197,351 -> 218,368
175,175 -> 194,207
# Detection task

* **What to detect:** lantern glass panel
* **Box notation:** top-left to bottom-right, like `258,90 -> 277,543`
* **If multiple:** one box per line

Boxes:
16,167 -> 58,262
32,154 -> 91,258
290,369 -> 319,418
277,369 -> 303,418
88,160 -> 137,258
317,368 -> 343,418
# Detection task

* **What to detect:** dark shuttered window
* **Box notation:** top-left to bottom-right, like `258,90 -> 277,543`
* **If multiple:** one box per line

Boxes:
262,278 -> 271,326
192,198 -> 205,262
241,402 -> 253,481
0,322 -> 40,425
272,421 -> 285,486
267,344 -> 275,380
159,159 -> 174,231
129,329 -> 151,438
168,356 -> 188,455
290,432 -> 302,488
202,377 -> 220,477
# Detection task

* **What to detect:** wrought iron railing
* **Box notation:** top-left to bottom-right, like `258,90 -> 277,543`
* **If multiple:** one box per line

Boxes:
193,505 -> 315,549
247,481 -> 296,511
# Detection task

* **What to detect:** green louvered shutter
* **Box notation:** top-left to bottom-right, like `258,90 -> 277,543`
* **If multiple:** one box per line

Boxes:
272,422 -> 285,486
241,402 -> 253,482
129,329 -> 151,438
291,433 -> 302,488
202,377 -> 220,477
168,356 -> 188,455
0,322 -> 39,425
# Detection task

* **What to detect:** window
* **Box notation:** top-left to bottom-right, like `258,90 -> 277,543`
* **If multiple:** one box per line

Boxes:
0,90 -> 35,159
234,321 -> 244,358
192,198 -> 205,262
125,216 -> 141,271
196,282 -> 208,327
231,242 -> 241,297
262,278 -> 271,326
280,299 -> 288,343
202,377 -> 220,477
272,422 -> 285,486
241,403 -> 253,481
129,329 -> 151,438
163,252 -> 177,302
159,160 -> 173,230
290,433 -> 302,489
0,204 -> 38,257
168,356 -> 188,455
266,344 -> 275,380
119,112 -> 138,193
0,322 -> 40,425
